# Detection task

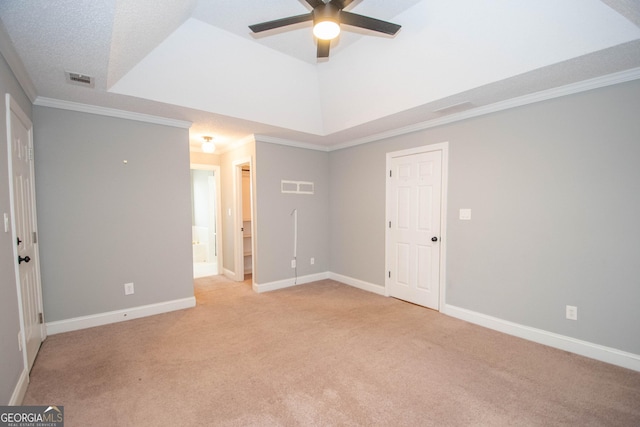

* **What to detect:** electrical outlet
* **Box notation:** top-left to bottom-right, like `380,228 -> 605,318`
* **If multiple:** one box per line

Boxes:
124,282 -> 135,295
566,305 -> 577,320
310,257 -> 315,265
291,259 -> 296,269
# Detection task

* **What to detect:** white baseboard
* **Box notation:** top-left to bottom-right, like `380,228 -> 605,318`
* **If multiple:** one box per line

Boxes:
9,368 -> 28,405
46,297 -> 196,335
328,272 -> 386,296
223,268 -> 236,281
252,271 -> 385,296
253,272 -> 330,293
442,304 -> 640,372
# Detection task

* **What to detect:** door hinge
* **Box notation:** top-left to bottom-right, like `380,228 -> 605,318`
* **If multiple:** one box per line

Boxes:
389,221 -> 391,228
38,313 -> 43,324
28,147 -> 34,161
388,271 -> 391,278
389,170 -> 392,178
33,231 -> 37,244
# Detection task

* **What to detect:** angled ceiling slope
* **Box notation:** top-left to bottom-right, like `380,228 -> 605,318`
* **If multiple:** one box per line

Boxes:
1,0 -> 639,151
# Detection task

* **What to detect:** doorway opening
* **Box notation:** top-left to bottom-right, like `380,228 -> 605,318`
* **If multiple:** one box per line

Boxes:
190,164 -> 222,278
233,158 -> 253,283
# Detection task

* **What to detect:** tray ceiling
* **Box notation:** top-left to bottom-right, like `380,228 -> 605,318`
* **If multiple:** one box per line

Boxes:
1,0 -> 639,151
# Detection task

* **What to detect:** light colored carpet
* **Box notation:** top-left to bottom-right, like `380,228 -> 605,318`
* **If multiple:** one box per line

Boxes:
23,276 -> 640,426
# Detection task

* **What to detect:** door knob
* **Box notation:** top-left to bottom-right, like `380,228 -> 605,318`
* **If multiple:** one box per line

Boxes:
431,236 -> 438,242
18,255 -> 30,264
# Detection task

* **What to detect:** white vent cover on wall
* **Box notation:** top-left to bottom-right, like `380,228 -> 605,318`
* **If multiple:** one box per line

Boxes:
281,180 -> 314,194
65,71 -> 95,88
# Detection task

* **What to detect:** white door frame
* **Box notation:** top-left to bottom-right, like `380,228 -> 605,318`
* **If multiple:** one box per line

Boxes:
190,163 -> 223,274
385,142 -> 449,310
232,157 -> 253,282
6,94 -> 46,376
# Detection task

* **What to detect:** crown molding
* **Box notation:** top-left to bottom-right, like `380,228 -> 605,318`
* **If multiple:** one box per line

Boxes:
253,135 -> 331,152
257,67 -> 640,152
33,97 -> 192,129
0,21 -> 37,102
328,67 -> 640,151
28,67 -> 640,151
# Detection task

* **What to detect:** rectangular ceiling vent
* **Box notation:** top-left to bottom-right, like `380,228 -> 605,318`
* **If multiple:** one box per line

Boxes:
65,71 -> 95,88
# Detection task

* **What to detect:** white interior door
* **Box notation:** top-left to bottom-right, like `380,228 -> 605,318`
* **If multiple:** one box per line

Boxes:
7,94 -> 45,371
386,148 -> 443,310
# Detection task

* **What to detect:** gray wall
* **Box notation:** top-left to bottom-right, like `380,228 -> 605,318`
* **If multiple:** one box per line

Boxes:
255,141 -> 330,284
329,79 -> 640,355
0,49 -> 33,404
33,107 -> 194,321
329,143 -> 387,286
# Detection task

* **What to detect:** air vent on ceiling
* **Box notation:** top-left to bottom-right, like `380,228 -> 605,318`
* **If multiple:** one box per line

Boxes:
65,71 -> 95,88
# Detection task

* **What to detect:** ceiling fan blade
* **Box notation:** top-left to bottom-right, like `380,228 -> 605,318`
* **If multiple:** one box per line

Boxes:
340,11 -> 401,35
305,0 -> 326,8
317,39 -> 331,58
249,13 -> 313,33
329,0 -> 355,9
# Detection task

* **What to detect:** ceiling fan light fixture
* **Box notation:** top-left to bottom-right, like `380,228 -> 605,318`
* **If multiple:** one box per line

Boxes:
313,20 -> 340,40
202,136 -> 215,153
249,0 -> 401,57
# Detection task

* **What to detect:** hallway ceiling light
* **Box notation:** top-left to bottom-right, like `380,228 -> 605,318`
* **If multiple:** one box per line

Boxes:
202,136 -> 215,153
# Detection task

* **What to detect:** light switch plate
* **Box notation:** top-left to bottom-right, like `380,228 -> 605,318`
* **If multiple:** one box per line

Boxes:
459,209 -> 471,220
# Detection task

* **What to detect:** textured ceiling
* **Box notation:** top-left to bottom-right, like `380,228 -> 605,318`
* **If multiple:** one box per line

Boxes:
0,0 -> 639,152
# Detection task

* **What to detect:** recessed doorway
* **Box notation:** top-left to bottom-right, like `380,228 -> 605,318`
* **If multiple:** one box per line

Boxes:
190,164 -> 222,278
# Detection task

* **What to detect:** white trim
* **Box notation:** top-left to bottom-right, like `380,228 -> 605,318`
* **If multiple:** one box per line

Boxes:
253,272 -> 330,293
328,272 -> 386,296
256,68 -> 640,153
442,304 -> 640,372
254,135 -> 330,152
330,67 -> 640,151
45,297 -> 196,335
385,142 -> 448,311
223,268 -> 236,281
33,97 -> 192,129
438,145 -> 449,311
262,272 -> 640,371
9,368 -> 29,405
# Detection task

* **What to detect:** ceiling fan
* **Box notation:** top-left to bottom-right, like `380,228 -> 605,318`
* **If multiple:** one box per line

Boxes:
249,0 -> 401,58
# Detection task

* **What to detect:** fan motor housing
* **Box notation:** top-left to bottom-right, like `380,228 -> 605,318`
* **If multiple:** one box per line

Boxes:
313,2 -> 340,26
